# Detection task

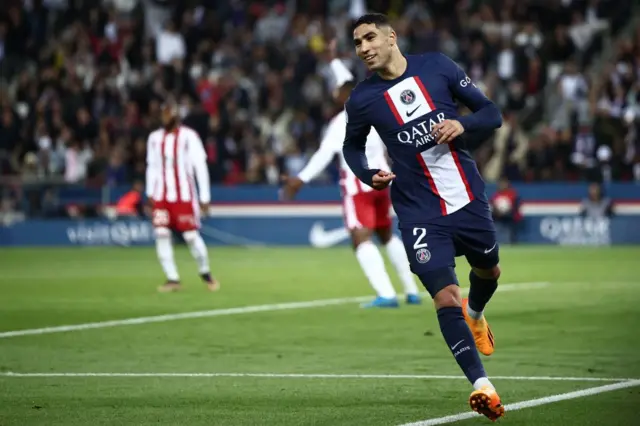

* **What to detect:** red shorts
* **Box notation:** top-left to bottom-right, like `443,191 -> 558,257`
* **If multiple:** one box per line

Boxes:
342,189 -> 392,230
152,200 -> 200,232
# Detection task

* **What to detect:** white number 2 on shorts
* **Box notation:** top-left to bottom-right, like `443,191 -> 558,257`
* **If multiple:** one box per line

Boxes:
413,227 -> 428,250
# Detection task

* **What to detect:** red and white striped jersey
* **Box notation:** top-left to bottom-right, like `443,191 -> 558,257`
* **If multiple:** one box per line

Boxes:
297,110 -> 390,196
145,126 -> 211,204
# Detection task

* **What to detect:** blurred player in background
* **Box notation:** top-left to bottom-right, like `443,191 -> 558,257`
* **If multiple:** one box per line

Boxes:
146,99 -> 219,293
281,43 -> 421,308
343,14 -> 504,420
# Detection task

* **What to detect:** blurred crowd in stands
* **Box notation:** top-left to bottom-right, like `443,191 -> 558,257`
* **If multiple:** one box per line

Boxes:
0,0 -> 638,211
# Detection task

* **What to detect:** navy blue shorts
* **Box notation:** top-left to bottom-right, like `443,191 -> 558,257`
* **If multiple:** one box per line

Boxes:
399,199 -> 499,297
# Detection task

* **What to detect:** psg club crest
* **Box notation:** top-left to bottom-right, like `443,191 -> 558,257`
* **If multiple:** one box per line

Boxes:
416,248 -> 431,264
400,89 -> 416,105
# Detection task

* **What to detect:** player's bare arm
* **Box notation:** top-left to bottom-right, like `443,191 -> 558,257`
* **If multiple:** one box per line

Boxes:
284,49 -> 359,201
280,176 -> 305,200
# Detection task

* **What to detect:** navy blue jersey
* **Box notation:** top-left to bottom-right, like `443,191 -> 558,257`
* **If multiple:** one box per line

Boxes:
343,53 -> 502,225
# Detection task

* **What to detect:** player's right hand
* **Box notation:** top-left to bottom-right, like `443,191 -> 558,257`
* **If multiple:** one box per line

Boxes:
280,176 -> 304,200
371,170 -> 395,190
144,198 -> 154,217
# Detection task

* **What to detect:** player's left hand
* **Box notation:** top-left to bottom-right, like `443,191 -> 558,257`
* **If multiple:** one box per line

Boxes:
280,176 -> 304,201
200,203 -> 210,216
371,170 -> 396,190
432,119 -> 464,145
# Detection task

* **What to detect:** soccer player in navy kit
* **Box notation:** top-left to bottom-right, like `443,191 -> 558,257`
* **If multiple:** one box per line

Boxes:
342,13 -> 505,421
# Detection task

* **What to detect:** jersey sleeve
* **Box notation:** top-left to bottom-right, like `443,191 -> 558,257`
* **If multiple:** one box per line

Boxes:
145,133 -> 160,199
437,53 -> 502,133
342,95 -> 380,187
297,119 -> 341,183
187,130 -> 211,204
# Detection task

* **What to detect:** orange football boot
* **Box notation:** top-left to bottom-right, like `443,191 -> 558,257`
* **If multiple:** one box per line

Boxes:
469,386 -> 505,421
462,298 -> 495,356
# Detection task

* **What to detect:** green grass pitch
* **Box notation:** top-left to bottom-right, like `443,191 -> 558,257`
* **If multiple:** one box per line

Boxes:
0,245 -> 639,425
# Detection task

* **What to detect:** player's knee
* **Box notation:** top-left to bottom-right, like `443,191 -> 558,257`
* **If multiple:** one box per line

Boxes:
350,228 -> 373,249
182,230 -> 200,244
375,226 -> 393,244
154,227 -> 171,239
433,285 -> 462,309
472,264 -> 501,281
417,266 -> 459,299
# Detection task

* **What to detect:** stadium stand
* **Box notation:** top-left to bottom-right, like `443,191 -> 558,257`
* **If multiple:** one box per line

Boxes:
0,0 -> 638,219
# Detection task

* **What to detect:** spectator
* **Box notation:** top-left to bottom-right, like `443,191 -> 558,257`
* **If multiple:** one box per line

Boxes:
115,180 -> 144,217
0,0 -> 636,218
579,182 -> 613,219
482,111 -> 529,182
490,177 -> 522,244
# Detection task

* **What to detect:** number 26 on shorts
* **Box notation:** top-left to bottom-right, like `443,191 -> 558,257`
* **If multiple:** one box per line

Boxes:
413,227 -> 427,249
153,209 -> 170,227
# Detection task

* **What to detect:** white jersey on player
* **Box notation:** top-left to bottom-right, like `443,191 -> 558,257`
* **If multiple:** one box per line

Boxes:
297,110 -> 390,196
145,125 -> 210,204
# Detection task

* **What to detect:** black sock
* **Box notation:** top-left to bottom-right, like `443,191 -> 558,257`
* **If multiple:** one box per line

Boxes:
437,306 -> 486,384
468,271 -> 498,313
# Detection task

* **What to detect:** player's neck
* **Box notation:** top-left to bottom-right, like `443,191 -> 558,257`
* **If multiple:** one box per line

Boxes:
164,123 -> 180,132
378,52 -> 407,81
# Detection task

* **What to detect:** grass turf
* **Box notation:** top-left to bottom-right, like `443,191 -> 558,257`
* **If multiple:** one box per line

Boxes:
0,246 -> 638,425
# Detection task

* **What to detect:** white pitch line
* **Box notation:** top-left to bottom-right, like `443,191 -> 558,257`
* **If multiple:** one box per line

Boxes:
0,372 -> 633,382
398,379 -> 640,426
0,282 -> 548,339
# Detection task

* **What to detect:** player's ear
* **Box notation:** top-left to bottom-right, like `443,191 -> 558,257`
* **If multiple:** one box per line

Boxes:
388,29 -> 397,47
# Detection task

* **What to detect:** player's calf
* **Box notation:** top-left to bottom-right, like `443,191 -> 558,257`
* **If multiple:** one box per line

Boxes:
376,228 -> 421,303
154,227 -> 181,292
463,265 -> 500,356
182,230 -> 219,291
468,265 -> 500,318
469,265 -> 500,308
434,286 -> 494,390
419,267 -> 495,392
351,229 -> 398,307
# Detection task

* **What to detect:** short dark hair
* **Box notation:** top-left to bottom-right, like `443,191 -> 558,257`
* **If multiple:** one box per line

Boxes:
351,13 -> 392,32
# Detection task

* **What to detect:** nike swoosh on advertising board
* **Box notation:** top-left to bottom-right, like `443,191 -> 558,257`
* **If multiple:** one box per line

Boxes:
308,222 -> 350,248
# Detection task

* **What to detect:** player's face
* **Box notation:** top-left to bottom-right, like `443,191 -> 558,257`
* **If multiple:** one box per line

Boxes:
353,24 -> 394,71
160,105 -> 177,128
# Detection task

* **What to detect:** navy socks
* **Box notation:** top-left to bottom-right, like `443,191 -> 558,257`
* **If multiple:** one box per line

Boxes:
437,306 -> 487,384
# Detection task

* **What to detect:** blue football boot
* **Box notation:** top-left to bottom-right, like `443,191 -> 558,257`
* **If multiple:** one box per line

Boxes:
406,294 -> 422,305
360,296 -> 399,308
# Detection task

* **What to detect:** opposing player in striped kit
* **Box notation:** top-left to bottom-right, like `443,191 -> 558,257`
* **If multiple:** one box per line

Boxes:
343,13 -> 505,420
281,53 -> 421,308
145,101 -> 219,293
